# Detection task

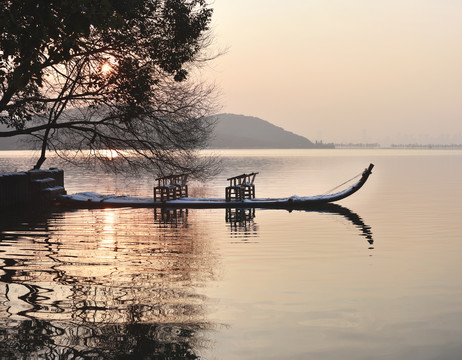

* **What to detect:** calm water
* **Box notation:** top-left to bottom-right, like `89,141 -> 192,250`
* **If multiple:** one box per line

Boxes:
1,149 -> 462,359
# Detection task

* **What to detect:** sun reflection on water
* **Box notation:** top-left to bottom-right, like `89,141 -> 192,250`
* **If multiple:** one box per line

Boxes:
98,209 -> 117,252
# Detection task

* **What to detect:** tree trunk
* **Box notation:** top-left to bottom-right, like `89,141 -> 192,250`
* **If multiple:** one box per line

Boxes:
33,126 -> 51,169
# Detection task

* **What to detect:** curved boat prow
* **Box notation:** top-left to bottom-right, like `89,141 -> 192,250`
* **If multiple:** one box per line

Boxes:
365,163 -> 375,175
318,163 -> 374,204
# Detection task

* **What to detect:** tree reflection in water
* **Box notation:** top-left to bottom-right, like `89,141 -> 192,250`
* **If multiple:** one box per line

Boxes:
0,208 -> 216,358
0,319 -> 205,359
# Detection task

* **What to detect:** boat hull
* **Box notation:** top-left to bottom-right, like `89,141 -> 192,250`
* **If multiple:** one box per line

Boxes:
57,164 -> 374,210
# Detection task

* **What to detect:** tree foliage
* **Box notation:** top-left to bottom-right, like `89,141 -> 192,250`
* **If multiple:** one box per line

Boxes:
0,0 -> 217,175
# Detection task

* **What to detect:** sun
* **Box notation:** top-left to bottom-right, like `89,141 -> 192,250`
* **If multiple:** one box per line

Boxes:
101,62 -> 112,75
102,149 -> 118,159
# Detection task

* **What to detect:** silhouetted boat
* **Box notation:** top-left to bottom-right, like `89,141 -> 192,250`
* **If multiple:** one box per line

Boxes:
57,164 -> 374,209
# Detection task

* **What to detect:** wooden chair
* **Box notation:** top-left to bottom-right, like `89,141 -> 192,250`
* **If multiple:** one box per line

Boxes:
225,172 -> 258,201
154,174 -> 188,202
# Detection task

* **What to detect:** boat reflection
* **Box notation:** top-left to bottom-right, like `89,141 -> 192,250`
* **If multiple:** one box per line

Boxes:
223,204 -> 374,248
226,208 -> 258,235
291,203 -> 374,249
154,208 -> 189,227
225,208 -> 255,224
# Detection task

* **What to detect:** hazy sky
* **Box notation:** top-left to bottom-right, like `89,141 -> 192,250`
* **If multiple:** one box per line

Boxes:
206,0 -> 462,144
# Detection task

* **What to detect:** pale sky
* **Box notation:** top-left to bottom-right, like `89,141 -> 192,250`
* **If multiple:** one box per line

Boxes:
206,0 -> 462,144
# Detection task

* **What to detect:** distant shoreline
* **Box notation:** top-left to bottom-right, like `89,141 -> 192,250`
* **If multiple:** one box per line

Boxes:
2,146 -> 462,152
335,143 -> 462,149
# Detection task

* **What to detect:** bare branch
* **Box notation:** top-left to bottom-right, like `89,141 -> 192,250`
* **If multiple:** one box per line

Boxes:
1,0 -> 220,175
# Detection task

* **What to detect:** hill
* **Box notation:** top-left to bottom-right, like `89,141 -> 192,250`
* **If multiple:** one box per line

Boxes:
208,113 -> 333,149
0,113 -> 333,150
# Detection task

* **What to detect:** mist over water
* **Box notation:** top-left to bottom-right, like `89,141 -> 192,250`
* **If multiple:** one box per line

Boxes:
1,149 -> 462,359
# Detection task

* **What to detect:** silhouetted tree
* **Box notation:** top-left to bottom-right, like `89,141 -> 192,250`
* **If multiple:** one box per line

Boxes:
0,0 -> 217,174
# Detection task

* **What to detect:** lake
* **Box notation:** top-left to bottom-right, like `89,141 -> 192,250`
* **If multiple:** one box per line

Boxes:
1,149 -> 462,359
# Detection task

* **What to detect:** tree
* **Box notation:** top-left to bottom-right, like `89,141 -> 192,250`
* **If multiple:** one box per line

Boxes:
0,0 -> 218,175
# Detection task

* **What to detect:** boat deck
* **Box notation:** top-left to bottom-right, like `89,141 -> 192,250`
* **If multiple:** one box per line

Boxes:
57,192 -> 339,209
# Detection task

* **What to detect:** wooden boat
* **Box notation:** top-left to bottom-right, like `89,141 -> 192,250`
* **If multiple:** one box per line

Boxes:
57,164 -> 374,209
